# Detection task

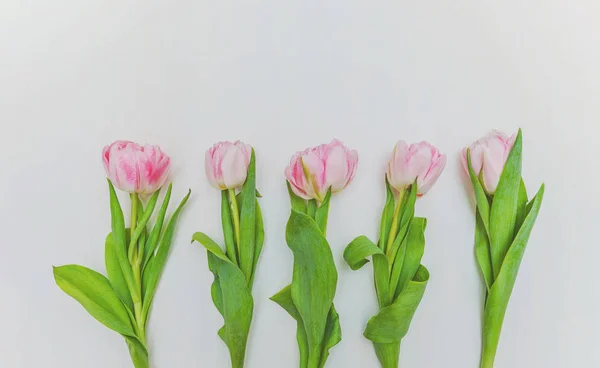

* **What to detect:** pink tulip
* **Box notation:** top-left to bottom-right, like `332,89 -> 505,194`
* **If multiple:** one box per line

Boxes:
386,141 -> 447,196
205,141 -> 253,190
285,139 -> 358,201
103,140 -> 171,194
461,130 -> 516,194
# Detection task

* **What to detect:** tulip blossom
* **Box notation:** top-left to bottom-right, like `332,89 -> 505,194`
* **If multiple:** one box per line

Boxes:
386,141 -> 447,196
285,139 -> 358,201
103,140 -> 171,194
461,130 -> 516,195
205,141 -> 252,190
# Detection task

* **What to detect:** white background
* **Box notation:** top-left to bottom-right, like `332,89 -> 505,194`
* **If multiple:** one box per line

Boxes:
0,1 -> 598,367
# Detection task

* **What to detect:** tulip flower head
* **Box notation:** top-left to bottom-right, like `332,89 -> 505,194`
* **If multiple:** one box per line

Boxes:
386,141 -> 446,196
103,140 -> 171,194
205,140 -> 253,190
285,139 -> 358,202
461,130 -> 516,195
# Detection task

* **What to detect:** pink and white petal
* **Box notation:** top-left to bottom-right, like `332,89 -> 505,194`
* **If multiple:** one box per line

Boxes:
324,145 -> 350,192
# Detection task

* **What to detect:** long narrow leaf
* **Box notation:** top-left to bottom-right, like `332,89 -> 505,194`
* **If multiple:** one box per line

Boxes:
489,130 -> 523,278
239,150 -> 257,283
249,200 -> 265,288
378,178 -> 396,250
143,184 -> 172,269
105,232 -> 134,313
130,190 -> 160,251
482,184 -> 544,364
222,190 -> 238,265
141,190 -> 190,323
271,285 -> 309,368
475,211 -> 493,290
315,189 -> 332,235
318,305 -> 342,368
391,218 -> 426,300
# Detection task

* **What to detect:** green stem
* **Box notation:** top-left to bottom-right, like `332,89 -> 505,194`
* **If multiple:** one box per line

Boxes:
228,189 -> 241,256
128,194 -> 139,263
480,350 -> 495,368
385,190 -> 405,257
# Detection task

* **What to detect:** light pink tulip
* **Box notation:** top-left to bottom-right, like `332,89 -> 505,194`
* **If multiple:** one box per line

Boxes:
285,139 -> 358,201
103,140 -> 171,194
205,141 -> 252,190
461,130 -> 516,194
386,141 -> 447,196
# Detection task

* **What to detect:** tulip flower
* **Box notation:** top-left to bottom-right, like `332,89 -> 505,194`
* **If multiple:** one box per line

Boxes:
55,140 -> 190,368
463,129 -> 545,368
272,139 -> 358,368
102,140 -> 171,195
344,140 -> 445,368
285,139 -> 358,202
205,141 -> 252,190
387,141 -> 447,196
461,131 -> 516,195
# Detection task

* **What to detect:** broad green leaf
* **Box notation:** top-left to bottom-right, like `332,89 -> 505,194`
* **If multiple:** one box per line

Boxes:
467,149 -> 491,236
124,336 -> 149,368
475,211 -> 493,291
143,184 -> 172,269
207,252 -> 225,315
315,189 -> 332,235
53,265 -> 135,337
318,305 -> 342,368
364,265 -> 429,344
107,180 -> 137,299
482,184 -> 544,365
378,178 -> 396,250
391,218 -> 426,300
141,190 -> 190,323
239,150 -> 257,283
489,129 -> 523,278
271,285 -> 309,368
287,181 -> 307,214
105,232 -> 134,313
287,210 -> 338,366
515,180 -> 528,235
192,232 -> 231,264
211,252 -> 254,368
221,190 -> 238,265
249,200 -> 265,288
130,190 -> 160,251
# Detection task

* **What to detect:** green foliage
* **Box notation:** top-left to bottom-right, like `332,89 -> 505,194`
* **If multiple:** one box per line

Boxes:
54,182 -> 190,368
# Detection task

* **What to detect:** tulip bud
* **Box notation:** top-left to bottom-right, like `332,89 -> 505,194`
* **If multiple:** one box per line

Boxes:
386,141 -> 446,196
205,140 -> 253,190
461,130 -> 516,195
285,139 -> 358,201
103,140 -> 171,194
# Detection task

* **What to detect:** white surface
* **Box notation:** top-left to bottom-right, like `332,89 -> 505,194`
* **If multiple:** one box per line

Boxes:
0,1 -> 598,367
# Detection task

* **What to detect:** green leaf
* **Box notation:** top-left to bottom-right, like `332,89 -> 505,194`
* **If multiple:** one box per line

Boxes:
239,149 -> 257,283
143,184 -> 172,270
271,285 -> 309,368
135,199 -> 147,256
249,199 -> 265,288
343,235 -> 383,271
482,184 -> 544,365
475,211 -> 493,291
53,265 -> 135,337
124,336 -> 149,368
141,190 -> 190,323
105,232 -> 134,313
107,180 -> 137,302
390,218 -> 426,300
287,210 -> 338,367
467,149 -> 492,236
386,185 -> 417,268
515,180 -> 528,235
130,190 -> 160,252
318,305 -> 342,368
287,181 -> 307,214
307,199 -> 317,219
194,232 -> 254,368
221,190 -> 238,265
378,178 -> 396,250
315,189 -> 332,235
364,265 -> 429,344
489,129 -> 523,278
